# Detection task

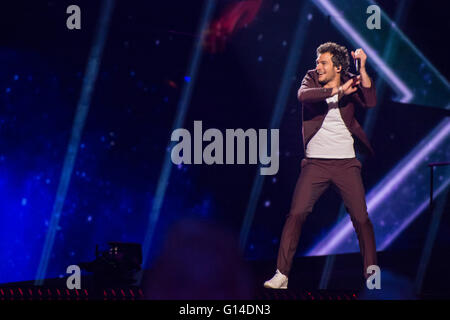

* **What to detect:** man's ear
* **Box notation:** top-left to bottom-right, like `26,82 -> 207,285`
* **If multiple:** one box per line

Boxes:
335,65 -> 342,74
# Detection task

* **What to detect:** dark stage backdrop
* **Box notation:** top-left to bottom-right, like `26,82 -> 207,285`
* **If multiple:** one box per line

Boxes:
0,0 -> 448,286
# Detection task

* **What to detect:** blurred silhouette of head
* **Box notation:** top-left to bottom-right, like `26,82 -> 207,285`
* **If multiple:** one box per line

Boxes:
142,217 -> 254,299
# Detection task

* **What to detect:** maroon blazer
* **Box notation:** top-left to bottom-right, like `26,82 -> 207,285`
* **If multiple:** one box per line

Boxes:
297,69 -> 377,156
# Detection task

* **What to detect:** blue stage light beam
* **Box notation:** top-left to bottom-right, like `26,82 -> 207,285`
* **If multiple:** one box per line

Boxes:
307,118 -> 450,256
34,0 -> 116,285
239,1 -> 313,253
139,0 -> 217,280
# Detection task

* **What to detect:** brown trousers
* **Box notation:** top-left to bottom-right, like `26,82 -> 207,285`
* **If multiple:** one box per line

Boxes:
276,157 -> 377,279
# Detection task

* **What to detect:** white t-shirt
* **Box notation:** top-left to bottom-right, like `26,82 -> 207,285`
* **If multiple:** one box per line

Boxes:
306,94 -> 355,158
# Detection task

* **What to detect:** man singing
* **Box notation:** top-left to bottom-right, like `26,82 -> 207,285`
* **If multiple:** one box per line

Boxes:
264,42 -> 377,289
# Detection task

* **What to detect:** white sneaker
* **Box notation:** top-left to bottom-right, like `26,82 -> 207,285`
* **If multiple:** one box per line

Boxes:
264,269 -> 288,289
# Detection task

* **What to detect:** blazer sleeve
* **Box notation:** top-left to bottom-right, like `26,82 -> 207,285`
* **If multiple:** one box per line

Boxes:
351,80 -> 377,108
297,72 -> 334,103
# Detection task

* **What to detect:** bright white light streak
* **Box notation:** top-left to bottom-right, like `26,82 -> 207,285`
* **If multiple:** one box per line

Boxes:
379,178 -> 450,250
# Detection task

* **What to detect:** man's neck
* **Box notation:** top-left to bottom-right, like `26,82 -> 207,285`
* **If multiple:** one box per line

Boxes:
323,76 -> 341,89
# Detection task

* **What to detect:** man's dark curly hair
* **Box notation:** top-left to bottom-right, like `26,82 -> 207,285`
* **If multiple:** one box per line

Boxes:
316,42 -> 350,73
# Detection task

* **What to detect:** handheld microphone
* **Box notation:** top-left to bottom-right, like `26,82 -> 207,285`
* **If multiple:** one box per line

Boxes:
355,58 -> 360,74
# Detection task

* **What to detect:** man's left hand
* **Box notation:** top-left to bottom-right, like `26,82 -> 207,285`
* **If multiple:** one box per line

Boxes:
351,48 -> 367,70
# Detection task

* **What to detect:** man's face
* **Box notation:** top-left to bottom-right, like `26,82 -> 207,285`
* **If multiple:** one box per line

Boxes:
316,52 -> 340,85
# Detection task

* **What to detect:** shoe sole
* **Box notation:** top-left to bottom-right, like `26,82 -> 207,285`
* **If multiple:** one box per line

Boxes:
263,282 -> 288,289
